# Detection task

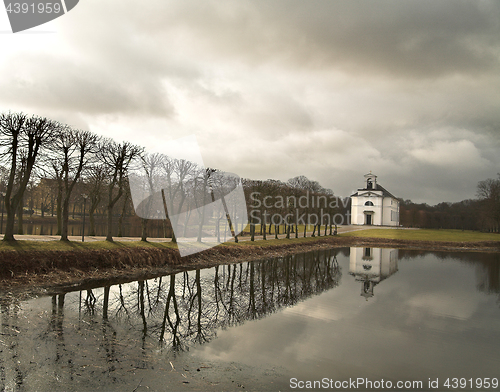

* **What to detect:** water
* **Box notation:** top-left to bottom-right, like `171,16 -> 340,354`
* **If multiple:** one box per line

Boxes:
0,248 -> 499,391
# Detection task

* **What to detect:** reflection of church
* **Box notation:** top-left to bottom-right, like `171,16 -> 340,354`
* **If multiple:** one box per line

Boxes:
349,247 -> 398,300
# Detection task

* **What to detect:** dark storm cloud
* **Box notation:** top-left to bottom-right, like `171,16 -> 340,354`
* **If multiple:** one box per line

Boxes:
1,0 -> 499,204
143,0 -> 500,79
0,53 -> 173,116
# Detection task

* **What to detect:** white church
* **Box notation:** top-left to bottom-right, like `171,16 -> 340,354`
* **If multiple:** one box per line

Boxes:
350,172 -> 400,226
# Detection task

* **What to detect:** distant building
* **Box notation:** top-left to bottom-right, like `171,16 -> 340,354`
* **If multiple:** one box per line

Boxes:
350,172 -> 399,226
349,247 -> 399,300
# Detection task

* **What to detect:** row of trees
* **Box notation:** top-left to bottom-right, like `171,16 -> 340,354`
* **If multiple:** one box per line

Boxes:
0,111 -> 343,243
243,175 -> 348,240
0,112 -> 141,242
399,174 -> 500,232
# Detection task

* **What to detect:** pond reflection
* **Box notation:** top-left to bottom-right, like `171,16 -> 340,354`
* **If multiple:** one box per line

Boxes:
349,248 -> 398,299
0,248 -> 499,391
0,249 -> 341,391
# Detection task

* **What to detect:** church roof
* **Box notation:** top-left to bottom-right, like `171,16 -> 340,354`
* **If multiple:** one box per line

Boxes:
350,184 -> 397,199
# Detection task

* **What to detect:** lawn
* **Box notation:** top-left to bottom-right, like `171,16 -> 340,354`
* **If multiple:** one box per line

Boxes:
339,228 -> 500,242
0,233 -> 338,253
0,239 -> 178,252
1,228 -> 498,253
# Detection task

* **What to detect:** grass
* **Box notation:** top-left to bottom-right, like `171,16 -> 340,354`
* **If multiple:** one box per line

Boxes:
339,228 -> 500,242
1,227 -> 498,253
0,232 -> 339,253
0,239 -> 178,252
224,235 -> 332,248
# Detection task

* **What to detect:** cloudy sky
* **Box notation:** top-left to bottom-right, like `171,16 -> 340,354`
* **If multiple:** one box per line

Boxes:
1,0 -> 499,204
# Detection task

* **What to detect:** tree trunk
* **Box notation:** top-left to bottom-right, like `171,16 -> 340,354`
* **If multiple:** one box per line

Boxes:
106,204 -> 114,241
89,209 -> 96,236
118,197 -> 128,238
3,210 -> 16,241
141,218 -> 148,241
17,198 -> 23,235
56,189 -> 62,235
60,197 -> 70,241
106,183 -> 123,242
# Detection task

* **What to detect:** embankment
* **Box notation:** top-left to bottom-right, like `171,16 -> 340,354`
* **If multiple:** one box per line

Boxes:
1,236 -> 499,295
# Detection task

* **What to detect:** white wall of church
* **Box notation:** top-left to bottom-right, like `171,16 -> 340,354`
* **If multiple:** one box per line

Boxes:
350,194 -> 399,226
382,197 -> 400,226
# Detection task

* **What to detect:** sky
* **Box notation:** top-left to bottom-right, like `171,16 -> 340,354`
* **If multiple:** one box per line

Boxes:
1,0 -> 499,205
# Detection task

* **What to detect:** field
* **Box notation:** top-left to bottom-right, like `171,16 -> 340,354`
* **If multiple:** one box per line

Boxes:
339,228 -> 500,242
0,227 -> 499,253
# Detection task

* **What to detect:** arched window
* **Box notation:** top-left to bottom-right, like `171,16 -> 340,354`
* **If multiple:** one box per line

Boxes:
365,201 -> 374,206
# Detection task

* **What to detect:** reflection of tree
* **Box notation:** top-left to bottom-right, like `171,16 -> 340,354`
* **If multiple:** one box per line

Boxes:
100,249 -> 341,355
148,249 -> 342,351
400,250 -> 500,306
0,249 -> 342,388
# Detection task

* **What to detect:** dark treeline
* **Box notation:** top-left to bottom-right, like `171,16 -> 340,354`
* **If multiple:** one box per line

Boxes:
0,250 -> 341,388
400,174 -> 500,232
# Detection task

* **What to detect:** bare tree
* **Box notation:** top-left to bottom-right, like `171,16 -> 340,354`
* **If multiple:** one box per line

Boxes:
136,152 -> 163,241
84,165 -> 107,236
160,156 -> 197,243
53,128 -> 100,241
0,112 -> 58,241
100,140 -> 142,242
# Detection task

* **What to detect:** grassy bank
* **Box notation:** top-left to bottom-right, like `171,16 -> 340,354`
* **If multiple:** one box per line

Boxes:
339,228 -> 500,242
1,228 -> 499,293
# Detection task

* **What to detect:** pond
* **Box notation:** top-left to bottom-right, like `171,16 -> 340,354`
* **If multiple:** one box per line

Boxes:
0,248 -> 499,391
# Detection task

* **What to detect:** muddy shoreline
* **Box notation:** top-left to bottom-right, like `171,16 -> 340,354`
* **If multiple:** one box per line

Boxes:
1,236 -> 499,297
